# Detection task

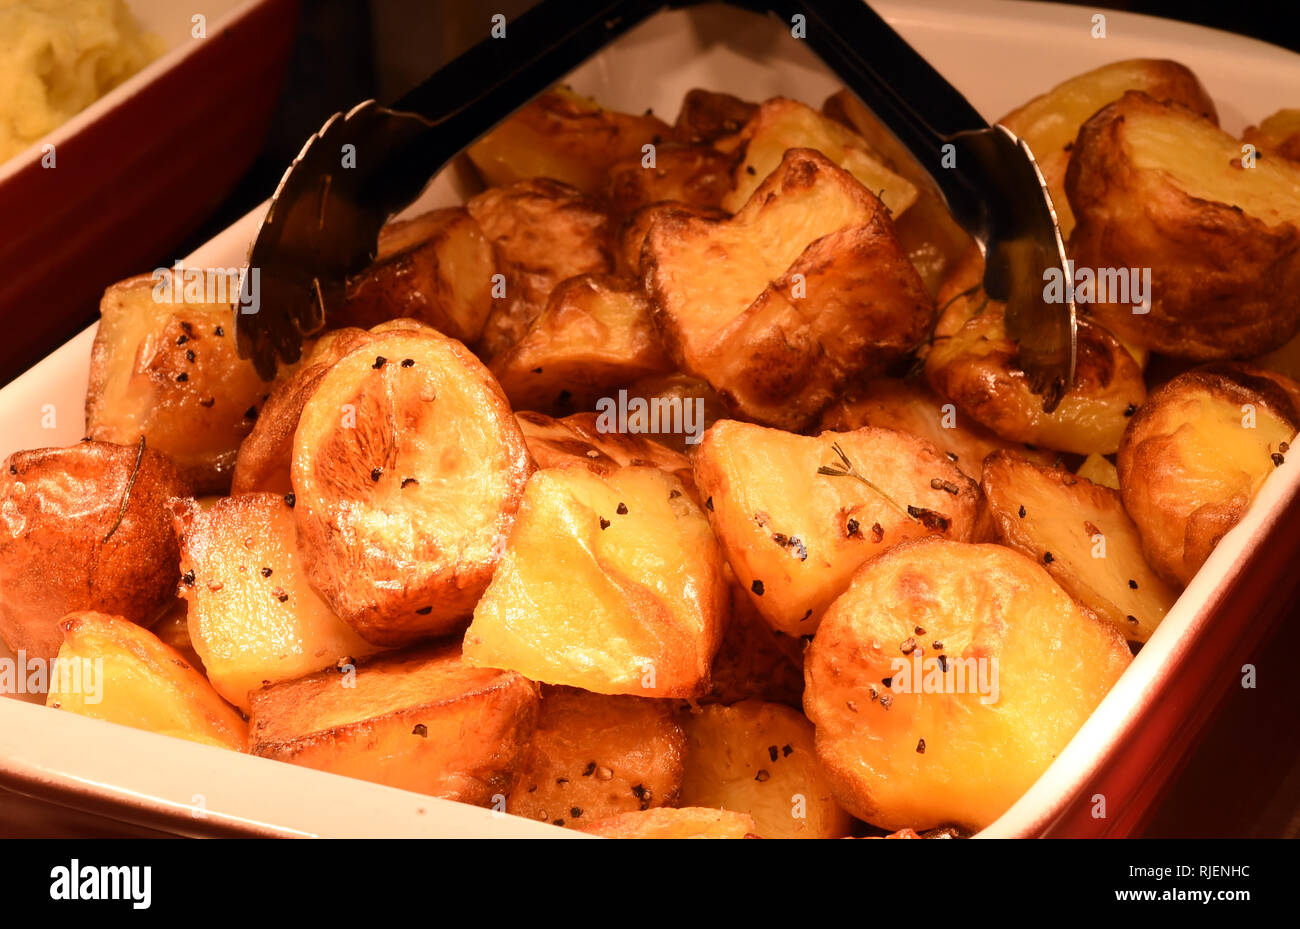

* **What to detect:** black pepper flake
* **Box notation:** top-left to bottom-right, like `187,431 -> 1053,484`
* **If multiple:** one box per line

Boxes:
846,517 -> 860,538
879,694 -> 893,710
768,745 -> 779,762
401,477 -> 418,488
213,326 -> 224,337
557,389 -> 572,405
1128,579 -> 1138,589
631,783 -> 652,810
914,625 -> 926,636
199,397 -> 215,408
900,637 -> 917,655
180,321 -> 193,334
416,606 -> 433,615
176,334 -> 189,345
782,744 -> 792,757
916,738 -> 926,754
754,769 -> 770,783
185,349 -> 196,362
1043,551 -> 1054,564
881,676 -> 893,688
553,819 -> 565,826
1018,505 -> 1027,518
1126,614 -> 1138,625
751,579 -> 765,596
401,358 -> 415,367
1123,403 -> 1137,417
800,609 -> 812,623
372,356 -> 387,369
907,505 -> 950,530
616,502 -> 628,515
746,165 -> 757,175
176,372 -> 188,383
930,477 -> 960,495
244,406 -> 258,420
371,467 -> 383,481
182,570 -> 196,586
1272,452 -> 1286,467
599,517 -> 611,530
1282,442 -> 1291,454
938,654 -> 948,672
275,590 -> 289,603
668,489 -> 681,499
412,724 -> 428,738
570,807 -> 582,818
582,762 -> 596,776
556,777 -> 569,786
283,493 -> 295,508
945,451 -> 959,462
706,496 -> 714,511
870,522 -> 884,542
261,567 -> 273,578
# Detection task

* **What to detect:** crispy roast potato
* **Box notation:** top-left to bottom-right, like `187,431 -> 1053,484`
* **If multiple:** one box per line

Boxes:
580,806 -> 756,838
619,372 -> 726,453
506,687 -> 686,827
804,538 -> 1132,831
467,178 -> 614,359
175,493 -> 381,711
464,465 -> 729,697
46,612 -> 246,750
1076,452 -> 1120,489
645,148 -> 933,430
603,144 -> 733,219
1244,108 -> 1300,162
150,599 -> 204,672
693,420 -> 982,637
817,376 -> 1055,479
997,59 -> 1217,239
249,642 -> 539,805
1067,92 -> 1300,359
291,326 -> 534,645
1117,364 -> 1300,586
490,274 -> 671,414
335,208 -> 497,343
925,247 -> 1146,455
723,98 -> 917,217
86,272 -> 269,493
678,700 -> 852,839
0,441 -> 190,660
980,452 -> 1180,642
614,201 -> 727,278
671,88 -> 757,147
467,87 -> 670,195
703,584 -> 805,708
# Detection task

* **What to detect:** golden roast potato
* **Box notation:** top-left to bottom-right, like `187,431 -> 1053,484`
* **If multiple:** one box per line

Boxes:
1076,452 -> 1120,489
291,326 -> 534,646
1243,108 -> 1300,163
804,538 -> 1131,831
703,583 -> 805,708
603,144 -> 733,219
0,441 -> 190,660
579,806 -> 756,838
613,200 -> 727,278
1117,363 -> 1300,586
1067,91 -> 1300,359
671,88 -> 757,147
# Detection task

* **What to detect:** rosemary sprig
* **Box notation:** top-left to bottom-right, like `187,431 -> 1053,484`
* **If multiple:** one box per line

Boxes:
816,443 -> 913,521
103,435 -> 146,544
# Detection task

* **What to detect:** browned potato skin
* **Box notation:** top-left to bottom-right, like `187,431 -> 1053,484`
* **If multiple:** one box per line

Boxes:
0,442 -> 191,659
614,201 -> 727,278
671,89 -> 757,147
619,372 -> 728,454
1067,92 -> 1300,359
467,178 -> 614,359
1117,364 -> 1300,586
925,247 -> 1146,455
1244,109 -> 1300,163
249,643 -> 539,806
490,274 -> 671,415
645,148 -> 934,431
804,538 -> 1131,831
817,377 -> 1055,479
603,144 -> 733,220
467,87 -> 670,196
506,687 -> 686,827
579,806 -> 757,838
335,208 -> 497,344
703,584 -> 805,708
86,273 -> 268,494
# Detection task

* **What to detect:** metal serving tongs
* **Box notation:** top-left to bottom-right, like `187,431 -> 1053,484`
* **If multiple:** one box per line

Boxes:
235,0 -> 1077,411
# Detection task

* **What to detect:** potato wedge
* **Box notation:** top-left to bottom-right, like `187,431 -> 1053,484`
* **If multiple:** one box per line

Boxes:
679,700 -> 852,839
579,806 -> 756,838
335,208 -> 497,343
704,584 -> 805,708
603,144 -> 733,219
1117,364 -> 1300,586
980,451 -> 1179,642
467,87 -> 669,195
646,148 -> 933,430
614,201 -> 727,278
693,420 -> 982,637
925,247 -> 1146,455
176,493 -> 381,711
671,89 -> 757,147
506,687 -> 685,827
817,376 -> 1055,479
249,643 -> 539,805
464,465 -> 729,697
292,327 -> 534,645
490,274 -> 670,414
723,98 -> 917,217
47,611 -> 246,751
86,272 -> 269,493
467,178 -> 614,359
1244,108 -> 1300,163
998,59 -> 1217,239
804,538 -> 1131,831
0,441 -> 191,660
1067,91 -> 1300,359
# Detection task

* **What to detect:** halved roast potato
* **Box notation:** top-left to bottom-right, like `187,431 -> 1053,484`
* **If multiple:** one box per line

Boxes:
804,538 -> 1131,831
1067,92 -> 1300,359
671,88 -> 757,147
248,642 -> 539,806
464,465 -> 729,697
645,148 -> 933,430
614,201 -> 727,278
579,807 -> 756,838
291,326 -> 534,645
693,420 -> 982,637
603,144 -> 733,219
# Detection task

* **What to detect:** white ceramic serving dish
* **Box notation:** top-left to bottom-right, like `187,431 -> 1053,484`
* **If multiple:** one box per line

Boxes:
2,0 -> 1299,838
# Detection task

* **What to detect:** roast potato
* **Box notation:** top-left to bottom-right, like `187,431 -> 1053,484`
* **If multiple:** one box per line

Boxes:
291,326 -> 534,645
678,700 -> 852,839
614,201 -> 727,278
1117,364 -> 1300,586
464,465 -> 729,697
150,598 -> 204,672
997,59 -> 1217,239
579,807 -> 756,838
335,208 -> 497,343
980,451 -> 1180,642
704,584 -> 805,708
817,376 -> 1055,479
467,86 -> 669,195
645,148 -> 933,430
506,687 -> 686,827
46,611 -> 246,751
86,272 -> 269,493
1244,108 -> 1300,163
603,144 -> 733,219
249,642 -> 539,805
0,441 -> 190,660
1067,91 -> 1300,359
490,274 -> 670,415
175,493 -> 381,711
1076,452 -> 1120,489
693,420 -> 982,637
617,372 -> 727,453
671,88 -> 757,147
925,247 -> 1146,455
723,98 -> 917,217
466,178 -> 614,359
804,538 -> 1131,831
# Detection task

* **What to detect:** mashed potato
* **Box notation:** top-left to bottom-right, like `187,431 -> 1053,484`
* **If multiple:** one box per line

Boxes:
0,0 -> 164,163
